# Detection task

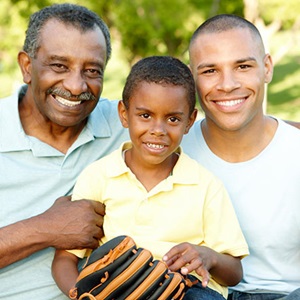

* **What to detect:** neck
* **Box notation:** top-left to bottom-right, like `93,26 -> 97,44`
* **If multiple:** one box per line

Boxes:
124,150 -> 179,192
201,116 -> 278,163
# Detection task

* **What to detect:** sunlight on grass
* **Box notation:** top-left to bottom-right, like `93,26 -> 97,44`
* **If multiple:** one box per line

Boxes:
266,30 -> 300,121
270,75 -> 299,94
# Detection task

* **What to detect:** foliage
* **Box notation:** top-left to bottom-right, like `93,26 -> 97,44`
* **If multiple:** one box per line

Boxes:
102,0 -> 204,65
259,0 -> 300,29
0,0 -> 299,121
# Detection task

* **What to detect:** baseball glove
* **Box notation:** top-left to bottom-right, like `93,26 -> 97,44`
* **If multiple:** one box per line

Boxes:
69,235 -> 196,300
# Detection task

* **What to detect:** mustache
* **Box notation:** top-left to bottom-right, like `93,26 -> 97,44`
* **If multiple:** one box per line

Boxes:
46,87 -> 97,101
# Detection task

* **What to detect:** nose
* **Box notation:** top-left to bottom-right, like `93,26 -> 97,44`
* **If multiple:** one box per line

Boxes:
62,70 -> 88,96
216,70 -> 241,92
150,120 -> 167,136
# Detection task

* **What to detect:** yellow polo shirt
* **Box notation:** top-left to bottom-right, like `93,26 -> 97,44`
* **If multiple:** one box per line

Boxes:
71,142 -> 249,297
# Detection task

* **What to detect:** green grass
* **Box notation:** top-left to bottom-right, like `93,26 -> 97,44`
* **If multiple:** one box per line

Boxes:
267,54 -> 300,120
266,30 -> 300,121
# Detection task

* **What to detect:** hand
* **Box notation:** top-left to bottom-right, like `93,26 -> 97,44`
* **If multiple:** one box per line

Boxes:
39,196 -> 105,250
163,243 -> 213,287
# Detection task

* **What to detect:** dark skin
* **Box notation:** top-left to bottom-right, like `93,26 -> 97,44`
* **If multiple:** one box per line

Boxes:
163,243 -> 243,287
52,81 -> 243,296
1,20 -> 107,269
0,197 -> 105,269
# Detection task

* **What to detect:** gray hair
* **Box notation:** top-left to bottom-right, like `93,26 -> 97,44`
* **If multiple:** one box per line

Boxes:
23,3 -> 111,63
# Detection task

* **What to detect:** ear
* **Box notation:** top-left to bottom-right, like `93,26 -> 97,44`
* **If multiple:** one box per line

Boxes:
18,51 -> 32,84
264,54 -> 273,84
184,108 -> 198,134
118,100 -> 129,128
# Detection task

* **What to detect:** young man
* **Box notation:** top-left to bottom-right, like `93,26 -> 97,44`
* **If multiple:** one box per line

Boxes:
52,56 -> 249,300
182,14 -> 300,299
0,4 -> 128,299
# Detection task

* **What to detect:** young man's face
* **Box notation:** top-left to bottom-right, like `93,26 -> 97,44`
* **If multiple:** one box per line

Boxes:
19,19 -> 107,128
189,28 -> 273,132
118,82 -> 196,168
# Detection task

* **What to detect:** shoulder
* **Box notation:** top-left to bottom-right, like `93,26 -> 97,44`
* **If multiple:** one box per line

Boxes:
277,118 -> 300,140
183,119 -> 202,141
88,98 -> 127,139
0,86 -> 26,114
267,118 -> 300,163
284,120 -> 300,130
81,143 -> 126,175
93,98 -> 119,116
0,91 -> 20,132
0,93 -> 17,109
85,146 -> 120,169
177,150 -> 221,184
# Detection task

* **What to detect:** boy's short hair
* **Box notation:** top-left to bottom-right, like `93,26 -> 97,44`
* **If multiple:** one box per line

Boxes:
122,56 -> 196,115
23,3 -> 111,62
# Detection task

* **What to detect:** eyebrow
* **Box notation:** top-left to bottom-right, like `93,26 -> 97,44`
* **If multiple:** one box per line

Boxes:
196,56 -> 257,70
135,106 -> 185,116
49,55 -> 68,62
236,56 -> 257,63
48,55 -> 104,68
196,63 -> 215,70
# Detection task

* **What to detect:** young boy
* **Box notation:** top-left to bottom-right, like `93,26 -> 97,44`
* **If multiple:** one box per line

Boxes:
52,56 -> 249,300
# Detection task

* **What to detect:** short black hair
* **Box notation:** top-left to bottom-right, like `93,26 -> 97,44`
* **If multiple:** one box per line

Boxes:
122,56 -> 196,115
23,3 -> 111,63
190,14 -> 264,52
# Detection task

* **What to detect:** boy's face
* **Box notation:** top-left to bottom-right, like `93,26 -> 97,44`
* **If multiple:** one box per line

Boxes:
118,82 -> 196,168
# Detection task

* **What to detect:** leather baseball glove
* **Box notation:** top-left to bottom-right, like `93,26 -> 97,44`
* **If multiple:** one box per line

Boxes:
69,235 -> 196,300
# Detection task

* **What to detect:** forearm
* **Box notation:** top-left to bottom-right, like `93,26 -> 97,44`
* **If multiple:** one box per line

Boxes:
0,216 -> 51,268
209,251 -> 243,286
0,196 -> 105,269
52,250 -> 79,296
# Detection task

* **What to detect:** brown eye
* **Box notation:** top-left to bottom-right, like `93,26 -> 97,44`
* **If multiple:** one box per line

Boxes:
51,64 -> 67,72
140,113 -> 150,119
169,116 -> 179,123
85,68 -> 103,78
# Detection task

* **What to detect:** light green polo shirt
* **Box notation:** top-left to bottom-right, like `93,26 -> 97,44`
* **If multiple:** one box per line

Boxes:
71,142 -> 249,298
0,88 -> 129,299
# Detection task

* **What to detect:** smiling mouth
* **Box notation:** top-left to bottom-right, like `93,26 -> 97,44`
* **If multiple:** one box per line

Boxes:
215,99 -> 244,107
54,95 -> 81,107
146,143 -> 165,149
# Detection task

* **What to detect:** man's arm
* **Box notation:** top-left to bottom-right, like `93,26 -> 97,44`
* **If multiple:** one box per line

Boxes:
0,196 -> 104,268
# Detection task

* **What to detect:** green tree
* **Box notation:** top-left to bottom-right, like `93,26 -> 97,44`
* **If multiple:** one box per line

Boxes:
102,0 -> 204,65
1,0 -> 299,120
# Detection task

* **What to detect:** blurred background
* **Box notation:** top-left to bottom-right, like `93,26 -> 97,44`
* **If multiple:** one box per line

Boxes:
0,0 -> 299,120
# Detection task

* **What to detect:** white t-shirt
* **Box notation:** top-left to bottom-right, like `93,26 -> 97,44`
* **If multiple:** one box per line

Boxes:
181,117 -> 300,295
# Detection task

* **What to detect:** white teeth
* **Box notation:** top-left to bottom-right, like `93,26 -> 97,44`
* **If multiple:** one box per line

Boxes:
217,99 -> 244,107
147,143 -> 164,149
55,95 -> 81,107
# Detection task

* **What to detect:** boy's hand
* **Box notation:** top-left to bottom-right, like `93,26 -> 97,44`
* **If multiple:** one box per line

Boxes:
163,243 -> 212,287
